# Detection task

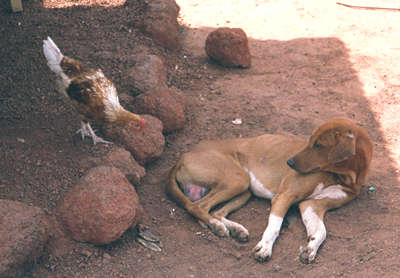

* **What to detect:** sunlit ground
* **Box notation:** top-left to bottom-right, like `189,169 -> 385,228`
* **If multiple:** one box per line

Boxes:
176,0 -> 400,166
43,0 -> 126,8
176,0 -> 337,40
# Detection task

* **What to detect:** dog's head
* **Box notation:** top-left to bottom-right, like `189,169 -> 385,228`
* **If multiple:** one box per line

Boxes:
287,118 -> 373,185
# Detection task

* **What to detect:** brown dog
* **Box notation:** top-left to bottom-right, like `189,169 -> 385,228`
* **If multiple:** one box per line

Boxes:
167,118 -> 373,263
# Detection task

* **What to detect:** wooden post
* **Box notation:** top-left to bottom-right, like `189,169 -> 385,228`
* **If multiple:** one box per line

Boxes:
11,0 -> 23,12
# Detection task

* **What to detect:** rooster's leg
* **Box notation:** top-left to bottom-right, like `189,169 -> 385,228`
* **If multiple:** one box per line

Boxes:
76,121 -> 91,140
76,121 -> 112,145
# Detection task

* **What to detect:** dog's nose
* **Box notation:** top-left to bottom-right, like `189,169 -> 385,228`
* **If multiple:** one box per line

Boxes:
287,159 -> 296,169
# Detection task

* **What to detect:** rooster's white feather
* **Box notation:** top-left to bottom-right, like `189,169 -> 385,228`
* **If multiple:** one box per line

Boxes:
43,36 -> 64,75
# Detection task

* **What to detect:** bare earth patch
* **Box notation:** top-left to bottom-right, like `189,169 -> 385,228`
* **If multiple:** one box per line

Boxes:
1,0 -> 399,277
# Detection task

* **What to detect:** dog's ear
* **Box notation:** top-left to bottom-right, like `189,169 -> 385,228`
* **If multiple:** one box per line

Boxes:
328,131 -> 356,163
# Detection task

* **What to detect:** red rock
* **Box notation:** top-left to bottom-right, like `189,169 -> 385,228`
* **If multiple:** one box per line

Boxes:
0,200 -> 50,278
105,115 -> 165,165
140,0 -> 181,50
134,87 -> 185,133
125,54 -> 168,94
205,27 -> 251,68
80,146 -> 146,185
58,166 -> 141,245
104,147 -> 146,184
118,93 -> 135,107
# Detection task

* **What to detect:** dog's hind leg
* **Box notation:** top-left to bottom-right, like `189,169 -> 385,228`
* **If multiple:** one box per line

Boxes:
298,185 -> 357,264
192,172 -> 250,238
172,150 -> 251,239
211,190 -> 252,242
212,190 -> 252,218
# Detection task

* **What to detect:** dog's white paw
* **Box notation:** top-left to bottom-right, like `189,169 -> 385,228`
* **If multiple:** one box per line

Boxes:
252,241 -> 272,262
208,218 -> 229,237
299,246 -> 316,264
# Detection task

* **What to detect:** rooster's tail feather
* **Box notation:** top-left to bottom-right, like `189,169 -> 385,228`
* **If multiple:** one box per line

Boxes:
43,36 -> 64,75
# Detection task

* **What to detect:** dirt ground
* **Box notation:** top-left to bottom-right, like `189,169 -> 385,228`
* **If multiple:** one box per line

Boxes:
1,0 -> 400,277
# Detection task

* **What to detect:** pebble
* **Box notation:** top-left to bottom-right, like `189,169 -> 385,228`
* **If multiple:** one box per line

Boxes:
233,252 -> 242,260
273,264 -> 281,272
81,250 -> 92,257
103,253 -> 111,262
232,118 -> 242,125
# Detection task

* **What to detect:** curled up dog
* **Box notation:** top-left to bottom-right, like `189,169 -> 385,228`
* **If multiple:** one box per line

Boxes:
167,118 -> 373,263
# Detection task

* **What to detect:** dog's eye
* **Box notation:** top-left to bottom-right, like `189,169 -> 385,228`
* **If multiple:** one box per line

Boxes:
313,142 -> 322,149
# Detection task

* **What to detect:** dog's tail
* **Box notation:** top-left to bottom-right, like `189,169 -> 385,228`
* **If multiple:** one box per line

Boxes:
167,164 -> 194,207
166,164 -> 211,223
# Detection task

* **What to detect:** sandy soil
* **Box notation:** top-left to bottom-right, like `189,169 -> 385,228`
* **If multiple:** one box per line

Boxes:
1,0 -> 400,277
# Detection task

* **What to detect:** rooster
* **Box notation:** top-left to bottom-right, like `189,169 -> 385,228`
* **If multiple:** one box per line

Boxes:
43,37 -> 145,145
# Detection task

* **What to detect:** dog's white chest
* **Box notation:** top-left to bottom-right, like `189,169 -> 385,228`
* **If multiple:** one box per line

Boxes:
245,169 -> 275,199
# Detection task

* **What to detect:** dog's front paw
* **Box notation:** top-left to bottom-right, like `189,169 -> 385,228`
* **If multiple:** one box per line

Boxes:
299,246 -> 316,264
208,218 -> 229,237
252,241 -> 272,262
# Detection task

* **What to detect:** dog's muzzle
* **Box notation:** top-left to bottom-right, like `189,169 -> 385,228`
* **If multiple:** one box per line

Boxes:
286,158 -> 296,169
287,158 -> 320,174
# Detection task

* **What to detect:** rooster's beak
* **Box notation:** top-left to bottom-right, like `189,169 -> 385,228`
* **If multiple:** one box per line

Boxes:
129,116 -> 146,132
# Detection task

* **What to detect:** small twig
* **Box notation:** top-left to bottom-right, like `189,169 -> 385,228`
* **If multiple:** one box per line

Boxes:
337,1 -> 400,11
